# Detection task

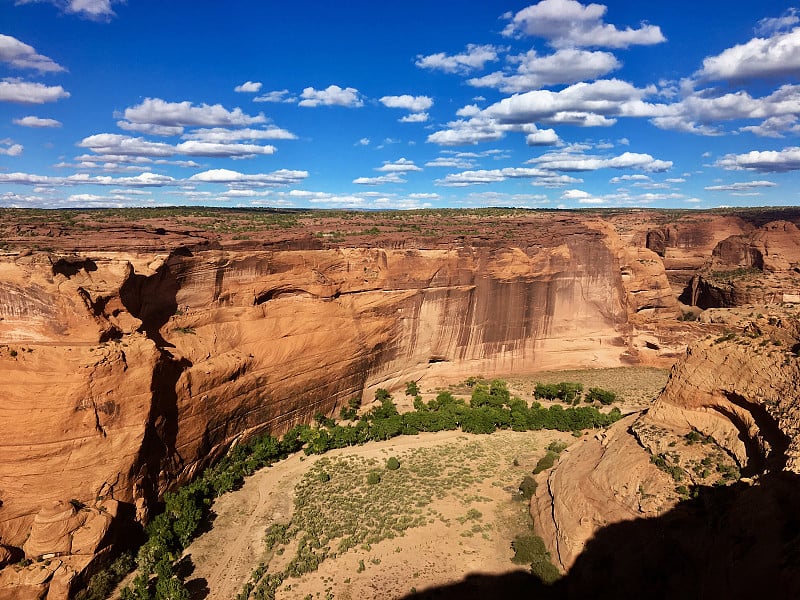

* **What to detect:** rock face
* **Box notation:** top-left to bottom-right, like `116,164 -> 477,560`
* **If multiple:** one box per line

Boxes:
0,207 -> 797,597
532,306 -> 800,592
682,220 -> 800,308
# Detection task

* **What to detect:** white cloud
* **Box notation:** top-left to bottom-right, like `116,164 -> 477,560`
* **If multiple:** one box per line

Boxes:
415,44 -> 502,74
357,137 -> 370,146
174,140 -> 276,158
234,81 -> 262,93
715,147 -> 800,172
483,79 -> 651,126
531,174 -> 582,187
526,129 -> 559,146
756,9 -> 799,36
468,48 -> 620,93
17,0 -> 121,21
376,158 -> 422,173
740,115 -> 800,138
503,0 -> 665,48
0,78 -> 70,103
379,95 -> 433,112
399,112 -> 429,123
117,121 -> 185,136
253,89 -> 297,103
13,115 -> 61,127
436,167 -> 548,186
78,134 -> 175,157
697,27 -> 800,81
425,157 -> 476,169
610,174 -> 650,184
188,168 -> 308,186
0,171 -> 176,186
298,85 -> 363,108
408,193 -> 440,199
529,150 -> 672,172
122,98 -> 266,127
705,180 -> 776,191
0,34 -> 65,72
78,133 -> 278,159
0,139 -> 23,156
353,173 -> 406,185
181,127 -> 297,142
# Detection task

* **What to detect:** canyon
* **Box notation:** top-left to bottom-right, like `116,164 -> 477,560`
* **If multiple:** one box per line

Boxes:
1,206 -> 799,599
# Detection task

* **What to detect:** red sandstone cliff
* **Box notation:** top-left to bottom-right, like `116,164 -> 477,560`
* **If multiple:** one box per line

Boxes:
0,207 -> 798,598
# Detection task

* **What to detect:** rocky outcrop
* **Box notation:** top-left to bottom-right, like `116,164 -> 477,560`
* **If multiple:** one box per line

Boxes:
682,220 -> 800,308
532,306 -> 800,578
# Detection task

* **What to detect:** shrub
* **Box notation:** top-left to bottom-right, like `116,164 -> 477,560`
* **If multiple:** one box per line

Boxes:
511,535 -> 561,585
367,471 -> 381,485
586,387 -> 617,405
386,457 -> 400,471
519,476 -> 538,500
318,471 -> 331,483
533,452 -> 557,474
405,381 -> 420,396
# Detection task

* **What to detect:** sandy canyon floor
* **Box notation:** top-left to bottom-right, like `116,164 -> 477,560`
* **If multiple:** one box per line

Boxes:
181,368 -> 668,600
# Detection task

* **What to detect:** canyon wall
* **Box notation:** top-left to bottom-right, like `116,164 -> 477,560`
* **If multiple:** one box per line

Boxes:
1,207 -> 798,597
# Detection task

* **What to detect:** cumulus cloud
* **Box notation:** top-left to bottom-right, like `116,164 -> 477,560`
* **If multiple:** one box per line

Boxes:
188,168 -> 308,186
425,157 -> 476,169
379,95 -> 434,112
415,44 -> 502,74
436,167 -> 548,186
117,121 -> 185,136
298,85 -> 363,107
651,84 -> 800,136
526,129 -> 559,146
610,174 -> 651,184
704,180 -> 776,191
529,150 -> 672,172
78,134 -> 175,157
0,171 -> 176,186
0,139 -> 23,156
756,9 -> 799,36
121,98 -> 267,128
740,115 -> 800,138
0,79 -> 70,103
376,158 -> 422,173
715,147 -> 800,172
253,89 -> 297,103
503,0 -> 665,48
468,48 -> 620,93
352,173 -> 406,185
234,81 -> 262,93
78,133 -> 278,159
0,34 -> 65,72
697,27 -> 800,81
174,141 -> 276,158
13,115 -> 61,127
484,79 -> 652,125
181,126 -> 297,142
17,0 -> 121,20
399,112 -> 429,123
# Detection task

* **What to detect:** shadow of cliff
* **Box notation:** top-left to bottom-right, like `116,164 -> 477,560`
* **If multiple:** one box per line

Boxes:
120,249 -> 185,348
402,471 -> 800,600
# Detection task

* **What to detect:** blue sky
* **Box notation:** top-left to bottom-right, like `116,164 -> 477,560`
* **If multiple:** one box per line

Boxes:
1,0 -> 799,209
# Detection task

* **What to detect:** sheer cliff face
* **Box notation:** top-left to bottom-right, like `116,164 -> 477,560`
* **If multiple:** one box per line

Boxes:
0,229 -> 678,549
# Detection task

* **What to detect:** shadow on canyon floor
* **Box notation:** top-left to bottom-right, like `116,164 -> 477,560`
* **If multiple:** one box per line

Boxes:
402,471 -> 800,600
